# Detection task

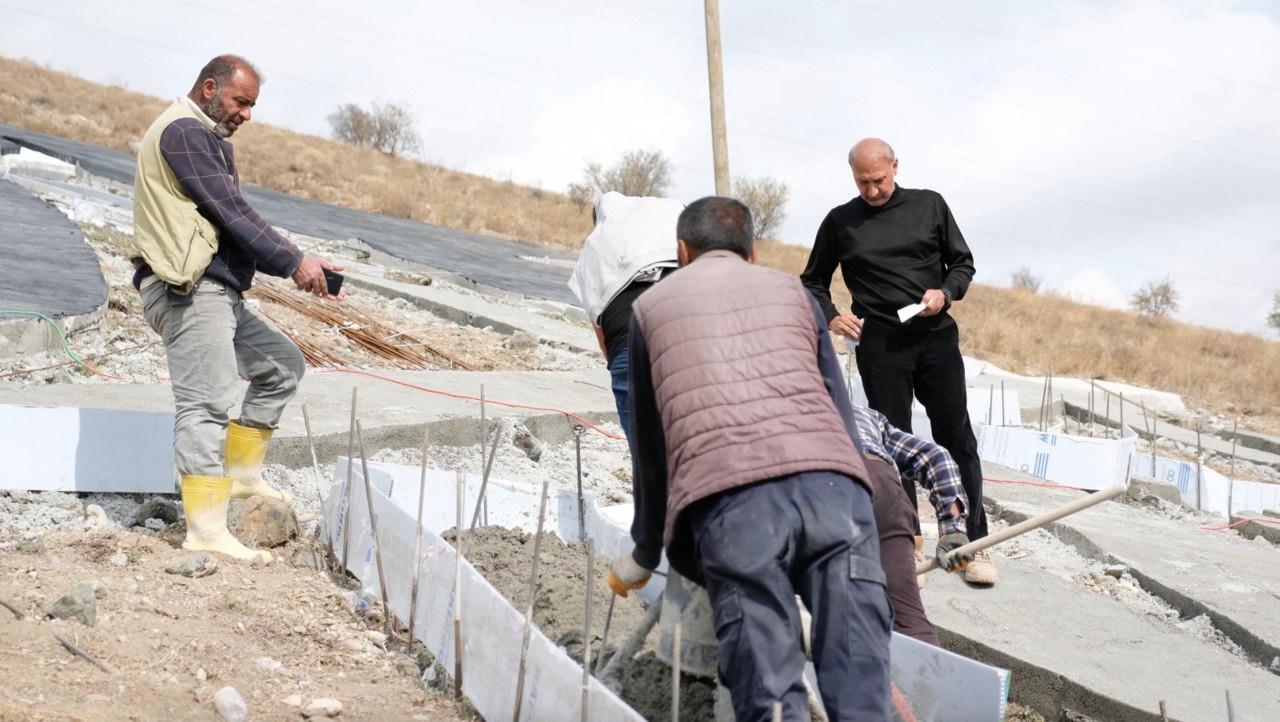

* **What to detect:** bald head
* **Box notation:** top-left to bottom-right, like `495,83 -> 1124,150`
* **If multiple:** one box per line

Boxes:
848,138 -> 895,168
188,54 -> 262,138
848,137 -> 898,207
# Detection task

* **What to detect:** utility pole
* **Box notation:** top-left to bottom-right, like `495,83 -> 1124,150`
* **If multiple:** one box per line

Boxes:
703,0 -> 730,195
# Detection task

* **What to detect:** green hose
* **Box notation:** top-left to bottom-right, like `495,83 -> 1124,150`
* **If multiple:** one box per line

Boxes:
0,308 -> 91,368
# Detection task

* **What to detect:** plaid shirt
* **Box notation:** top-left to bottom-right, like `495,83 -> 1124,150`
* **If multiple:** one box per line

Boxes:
156,116 -> 302,292
852,405 -> 968,535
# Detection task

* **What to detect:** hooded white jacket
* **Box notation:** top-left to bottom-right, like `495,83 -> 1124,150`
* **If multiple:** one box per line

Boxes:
568,192 -> 683,324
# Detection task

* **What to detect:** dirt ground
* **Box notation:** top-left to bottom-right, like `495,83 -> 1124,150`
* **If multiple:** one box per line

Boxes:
0,530 -> 467,722
446,525 -> 719,721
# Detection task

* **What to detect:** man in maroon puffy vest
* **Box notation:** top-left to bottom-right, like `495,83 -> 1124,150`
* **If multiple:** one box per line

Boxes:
607,196 -> 891,721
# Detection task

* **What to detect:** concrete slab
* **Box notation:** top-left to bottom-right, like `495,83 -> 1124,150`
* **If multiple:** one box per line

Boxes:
0,122 -> 579,304
926,554 -> 1279,721
0,177 -> 106,318
342,262 -> 598,355
980,473 -> 1280,671
0,368 -> 619,470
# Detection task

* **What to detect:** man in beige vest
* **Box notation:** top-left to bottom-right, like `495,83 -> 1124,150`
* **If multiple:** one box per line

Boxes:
132,55 -> 342,564
607,197 -> 891,720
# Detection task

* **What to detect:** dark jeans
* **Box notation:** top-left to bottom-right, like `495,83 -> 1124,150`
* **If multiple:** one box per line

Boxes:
608,348 -> 631,440
686,471 -> 891,721
856,322 -> 988,539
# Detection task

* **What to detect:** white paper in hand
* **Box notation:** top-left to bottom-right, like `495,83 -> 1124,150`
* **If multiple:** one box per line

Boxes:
897,303 -> 927,323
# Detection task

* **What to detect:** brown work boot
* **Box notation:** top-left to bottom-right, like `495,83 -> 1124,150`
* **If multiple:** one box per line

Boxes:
914,535 -> 927,588
963,549 -> 998,585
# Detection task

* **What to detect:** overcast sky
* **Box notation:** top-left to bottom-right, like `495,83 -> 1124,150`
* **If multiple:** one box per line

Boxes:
3,0 -> 1278,333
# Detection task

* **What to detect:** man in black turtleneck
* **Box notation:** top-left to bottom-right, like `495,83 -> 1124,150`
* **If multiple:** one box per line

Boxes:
801,137 -> 997,586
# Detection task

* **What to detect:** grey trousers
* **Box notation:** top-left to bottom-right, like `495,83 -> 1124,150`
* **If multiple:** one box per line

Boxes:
141,277 -> 305,477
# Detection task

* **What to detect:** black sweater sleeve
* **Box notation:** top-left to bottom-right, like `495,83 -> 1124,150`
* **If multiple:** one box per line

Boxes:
800,212 -> 842,324
626,317 -> 666,570
936,195 -> 975,302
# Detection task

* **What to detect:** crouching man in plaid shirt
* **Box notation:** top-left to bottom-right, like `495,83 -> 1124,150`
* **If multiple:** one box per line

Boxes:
847,404 -> 971,645
131,54 -> 343,564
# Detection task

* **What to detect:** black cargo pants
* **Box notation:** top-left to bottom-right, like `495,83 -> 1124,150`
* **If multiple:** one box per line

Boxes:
685,470 -> 891,721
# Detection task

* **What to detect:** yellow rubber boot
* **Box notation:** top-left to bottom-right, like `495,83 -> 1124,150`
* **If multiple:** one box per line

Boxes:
225,421 -> 293,505
181,475 -> 272,563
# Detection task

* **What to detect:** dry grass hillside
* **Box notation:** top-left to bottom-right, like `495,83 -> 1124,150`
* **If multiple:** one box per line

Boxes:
0,57 -> 590,247
3,56 -> 1277,428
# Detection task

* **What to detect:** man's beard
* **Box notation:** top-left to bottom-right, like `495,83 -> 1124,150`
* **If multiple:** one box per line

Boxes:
200,95 -> 233,138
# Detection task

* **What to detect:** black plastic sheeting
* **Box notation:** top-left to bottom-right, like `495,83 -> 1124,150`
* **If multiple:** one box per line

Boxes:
0,122 -> 577,303
0,177 -> 108,317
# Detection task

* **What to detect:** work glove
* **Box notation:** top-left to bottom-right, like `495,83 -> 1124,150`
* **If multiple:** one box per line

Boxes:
935,532 -> 973,573
607,554 -> 652,597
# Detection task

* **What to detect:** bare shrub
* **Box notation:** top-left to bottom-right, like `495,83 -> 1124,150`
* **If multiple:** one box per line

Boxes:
734,175 -> 788,240
566,182 -> 594,213
572,148 -> 672,199
1011,267 -> 1042,293
328,100 -> 421,157
1130,277 -> 1180,318
1269,292 -> 1280,334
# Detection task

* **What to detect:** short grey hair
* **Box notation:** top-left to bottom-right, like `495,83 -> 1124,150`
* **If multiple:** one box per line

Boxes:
677,196 -> 754,260
191,54 -> 263,93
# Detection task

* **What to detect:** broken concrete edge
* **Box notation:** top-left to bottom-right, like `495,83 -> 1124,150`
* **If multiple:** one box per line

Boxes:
0,305 -> 107,358
935,627 -> 1163,722
987,497 -> 1280,673
263,410 -> 619,470
1072,399 -> 1280,463
1225,428 -> 1280,457
345,237 -> 590,326
1154,415 -> 1280,458
1228,513 -> 1280,545
342,275 -> 592,355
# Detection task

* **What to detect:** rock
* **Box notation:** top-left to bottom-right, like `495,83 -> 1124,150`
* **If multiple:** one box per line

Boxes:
84,504 -> 116,529
1103,564 -> 1126,578
16,538 -> 46,554
255,657 -> 287,675
109,552 -> 129,567
502,331 -> 539,351
196,668 -> 207,681
282,694 -> 303,707
46,580 -> 106,626
166,552 -> 217,578
511,423 -> 546,462
364,630 -> 387,646
291,547 -> 327,571
134,498 -> 181,527
144,518 -> 167,531
392,654 -> 419,677
228,497 -> 297,548
302,698 -> 344,718
340,638 -> 372,654
212,686 -> 247,722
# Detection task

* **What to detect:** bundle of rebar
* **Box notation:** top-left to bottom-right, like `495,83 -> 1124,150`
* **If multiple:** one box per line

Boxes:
251,281 -> 473,370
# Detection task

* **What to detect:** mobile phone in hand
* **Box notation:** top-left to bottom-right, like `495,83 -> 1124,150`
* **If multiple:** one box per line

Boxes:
322,268 -> 345,296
